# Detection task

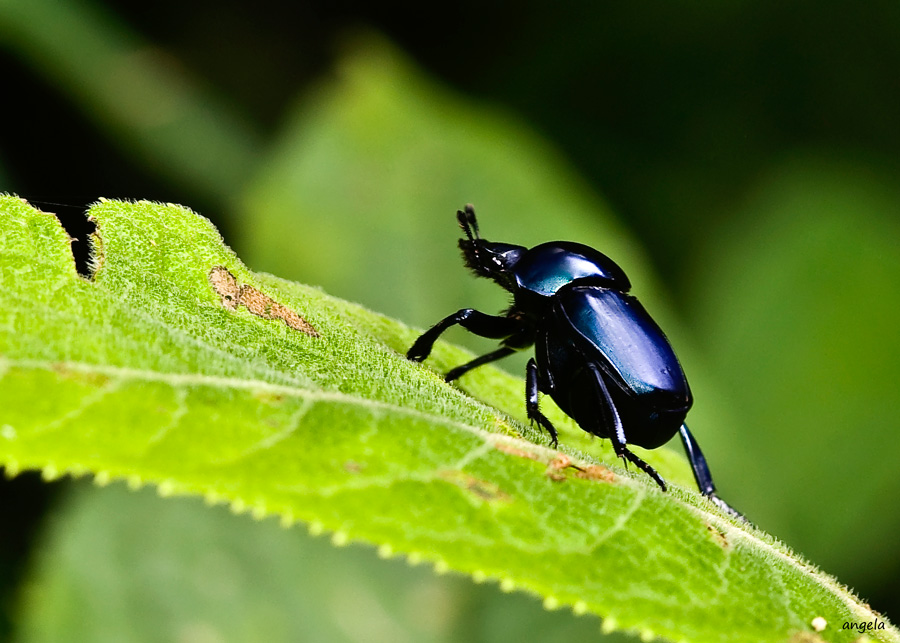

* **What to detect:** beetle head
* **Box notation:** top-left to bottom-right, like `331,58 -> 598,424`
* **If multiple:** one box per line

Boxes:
457,204 -> 524,291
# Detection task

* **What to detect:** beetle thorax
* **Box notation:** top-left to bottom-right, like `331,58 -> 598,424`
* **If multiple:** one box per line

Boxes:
512,242 -> 632,296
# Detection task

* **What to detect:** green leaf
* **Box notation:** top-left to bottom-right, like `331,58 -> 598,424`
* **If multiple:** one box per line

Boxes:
18,483 -> 630,643
231,34 -> 728,493
1,195 -> 895,643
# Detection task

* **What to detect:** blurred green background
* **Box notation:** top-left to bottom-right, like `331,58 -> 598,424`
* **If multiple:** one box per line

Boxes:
2,1 -> 899,640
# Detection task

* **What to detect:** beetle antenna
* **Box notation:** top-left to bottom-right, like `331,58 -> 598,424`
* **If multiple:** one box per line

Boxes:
456,204 -> 481,241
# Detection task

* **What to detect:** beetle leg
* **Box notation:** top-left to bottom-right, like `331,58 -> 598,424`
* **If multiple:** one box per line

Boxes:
619,449 -> 667,492
586,364 -> 667,492
525,358 -> 559,447
444,328 -> 533,382
678,424 -> 715,495
445,346 -> 516,382
679,425 -> 745,520
407,309 -> 524,362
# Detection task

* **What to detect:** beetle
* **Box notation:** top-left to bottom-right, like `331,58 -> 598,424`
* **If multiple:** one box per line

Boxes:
407,204 -> 741,518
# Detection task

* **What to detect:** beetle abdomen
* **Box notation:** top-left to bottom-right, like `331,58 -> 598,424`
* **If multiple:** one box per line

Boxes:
537,320 -> 688,450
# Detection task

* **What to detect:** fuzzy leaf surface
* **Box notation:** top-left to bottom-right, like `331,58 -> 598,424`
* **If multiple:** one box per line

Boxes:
0,196 -> 894,643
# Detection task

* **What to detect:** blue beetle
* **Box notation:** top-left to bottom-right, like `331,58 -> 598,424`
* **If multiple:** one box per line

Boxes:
408,205 -> 741,517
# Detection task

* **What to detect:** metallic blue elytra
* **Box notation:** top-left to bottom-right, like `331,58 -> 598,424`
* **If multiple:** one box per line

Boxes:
561,287 -> 687,401
408,205 -> 742,519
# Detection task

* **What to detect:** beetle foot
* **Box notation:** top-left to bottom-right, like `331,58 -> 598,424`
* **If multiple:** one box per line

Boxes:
406,340 -> 431,362
528,419 -> 558,448
443,366 -> 464,382
706,493 -> 748,522
620,448 -> 667,492
527,410 -> 558,448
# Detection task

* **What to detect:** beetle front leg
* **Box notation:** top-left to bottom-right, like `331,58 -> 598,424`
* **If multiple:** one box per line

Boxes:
443,326 -> 534,382
525,358 -> 558,447
407,309 -> 523,362
679,425 -> 745,520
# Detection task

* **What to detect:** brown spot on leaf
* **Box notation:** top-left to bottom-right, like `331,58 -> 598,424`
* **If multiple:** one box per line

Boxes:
494,443 -> 540,461
573,464 -> 615,483
209,266 -> 318,336
88,219 -> 105,276
707,523 -> 729,548
439,470 -> 510,503
344,460 -> 365,474
545,454 -> 573,482
51,363 -> 110,388
252,391 -> 286,405
209,266 -> 240,309
545,455 -> 615,484
493,442 -> 615,484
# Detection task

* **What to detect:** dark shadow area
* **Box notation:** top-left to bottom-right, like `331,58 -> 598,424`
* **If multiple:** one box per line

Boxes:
0,474 -> 63,642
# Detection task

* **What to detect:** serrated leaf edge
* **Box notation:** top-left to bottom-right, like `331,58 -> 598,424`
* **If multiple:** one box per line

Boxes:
2,357 -> 896,641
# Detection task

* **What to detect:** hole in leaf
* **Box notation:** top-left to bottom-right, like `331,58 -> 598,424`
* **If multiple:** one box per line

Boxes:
30,200 -> 96,277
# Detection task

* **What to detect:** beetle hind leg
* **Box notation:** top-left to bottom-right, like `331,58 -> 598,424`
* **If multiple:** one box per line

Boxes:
525,358 -> 559,447
679,424 -> 745,520
618,447 -> 667,492
584,363 -> 668,492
